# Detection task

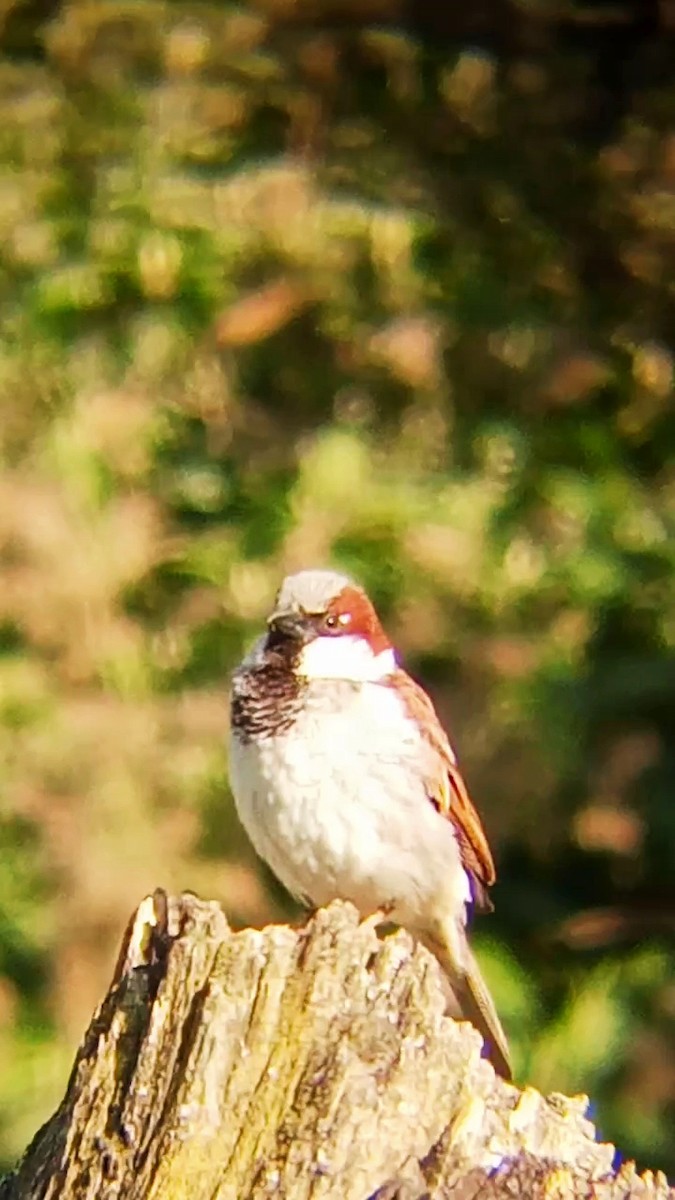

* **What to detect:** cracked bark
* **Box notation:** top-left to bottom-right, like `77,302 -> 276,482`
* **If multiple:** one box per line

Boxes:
0,893 -> 672,1200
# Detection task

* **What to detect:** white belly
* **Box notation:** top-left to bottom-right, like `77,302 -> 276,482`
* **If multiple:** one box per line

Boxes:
228,680 -> 470,928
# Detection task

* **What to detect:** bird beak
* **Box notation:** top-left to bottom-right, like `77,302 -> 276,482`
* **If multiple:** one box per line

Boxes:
266,611 -> 317,643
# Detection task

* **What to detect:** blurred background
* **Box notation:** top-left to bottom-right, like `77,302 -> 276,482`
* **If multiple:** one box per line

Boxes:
0,0 -> 674,1177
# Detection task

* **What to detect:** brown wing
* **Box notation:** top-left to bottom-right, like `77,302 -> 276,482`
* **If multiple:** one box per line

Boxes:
392,669 -> 496,911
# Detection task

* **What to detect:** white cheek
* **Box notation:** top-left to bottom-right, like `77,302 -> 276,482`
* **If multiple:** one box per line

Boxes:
297,636 -> 396,682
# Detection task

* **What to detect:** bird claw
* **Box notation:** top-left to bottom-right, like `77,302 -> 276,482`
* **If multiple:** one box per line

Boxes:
359,901 -> 397,934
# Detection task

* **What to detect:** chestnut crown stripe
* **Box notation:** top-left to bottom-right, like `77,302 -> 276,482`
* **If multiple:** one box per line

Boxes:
326,585 -> 392,656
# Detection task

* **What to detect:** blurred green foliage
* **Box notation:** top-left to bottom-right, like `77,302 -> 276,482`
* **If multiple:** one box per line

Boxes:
0,0 -> 674,1176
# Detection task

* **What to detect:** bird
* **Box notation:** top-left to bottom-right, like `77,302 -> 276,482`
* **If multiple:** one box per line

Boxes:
228,568 -> 511,1078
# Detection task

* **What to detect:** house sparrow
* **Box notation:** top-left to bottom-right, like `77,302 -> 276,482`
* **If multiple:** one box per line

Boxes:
229,569 -> 511,1078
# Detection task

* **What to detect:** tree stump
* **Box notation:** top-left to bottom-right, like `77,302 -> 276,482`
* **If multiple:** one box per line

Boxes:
0,892 -> 672,1200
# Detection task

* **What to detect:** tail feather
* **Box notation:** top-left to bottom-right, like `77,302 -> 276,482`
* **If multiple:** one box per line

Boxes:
454,949 -> 512,1080
420,934 -> 512,1080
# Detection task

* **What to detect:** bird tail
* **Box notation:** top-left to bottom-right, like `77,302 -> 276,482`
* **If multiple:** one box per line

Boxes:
420,933 -> 512,1081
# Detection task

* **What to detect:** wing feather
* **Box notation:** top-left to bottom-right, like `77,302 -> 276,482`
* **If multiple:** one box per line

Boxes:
391,669 -> 496,911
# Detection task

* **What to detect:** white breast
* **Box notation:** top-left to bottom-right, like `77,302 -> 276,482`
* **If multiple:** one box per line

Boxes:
228,679 -> 470,929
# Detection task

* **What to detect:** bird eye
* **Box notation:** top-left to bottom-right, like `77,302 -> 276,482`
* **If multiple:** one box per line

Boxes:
323,612 -> 350,633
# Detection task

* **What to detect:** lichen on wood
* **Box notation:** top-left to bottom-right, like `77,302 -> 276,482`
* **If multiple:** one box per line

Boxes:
1,893 -> 672,1200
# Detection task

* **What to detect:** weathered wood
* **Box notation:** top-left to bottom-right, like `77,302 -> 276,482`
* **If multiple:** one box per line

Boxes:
0,893 -> 672,1200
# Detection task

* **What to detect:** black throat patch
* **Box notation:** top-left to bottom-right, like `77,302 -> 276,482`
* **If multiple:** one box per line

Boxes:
230,646 -> 305,742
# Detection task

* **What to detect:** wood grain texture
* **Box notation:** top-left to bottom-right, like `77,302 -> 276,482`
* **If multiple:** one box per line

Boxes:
0,892 -> 672,1200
